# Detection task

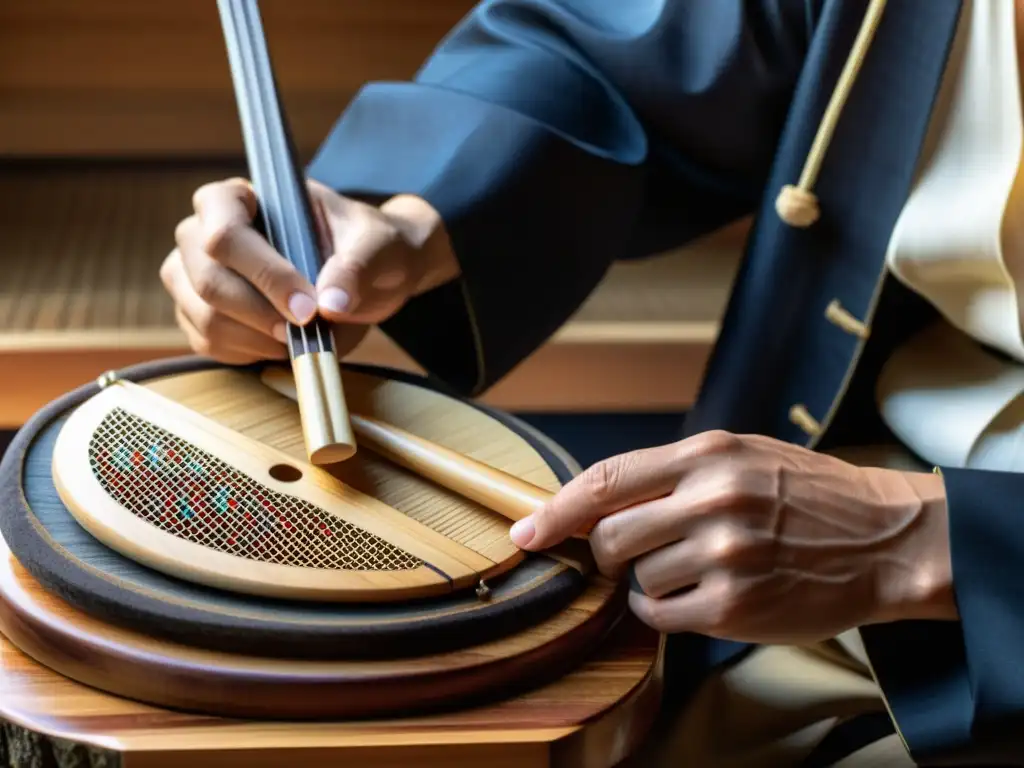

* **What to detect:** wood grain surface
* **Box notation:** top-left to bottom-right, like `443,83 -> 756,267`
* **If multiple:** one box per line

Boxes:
151,367 -> 560,558
0,0 -> 476,157
0,543 -> 661,768
0,164 -> 741,345
0,614 -> 661,768
53,377 -> 521,603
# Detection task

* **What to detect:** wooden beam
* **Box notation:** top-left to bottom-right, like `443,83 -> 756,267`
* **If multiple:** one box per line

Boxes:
0,0 -> 476,157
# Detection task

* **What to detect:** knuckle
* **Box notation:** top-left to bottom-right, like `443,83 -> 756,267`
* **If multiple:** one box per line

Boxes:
690,429 -> 743,457
247,260 -> 291,299
635,597 -> 674,633
191,265 -> 224,306
712,472 -> 751,511
189,334 -> 214,358
202,221 -> 241,259
695,463 -> 761,516
374,217 -> 402,246
203,315 -> 230,345
191,180 -> 223,211
190,305 -> 219,337
225,176 -> 251,190
702,612 -> 728,637
703,580 -> 740,634
159,252 -> 178,289
353,217 -> 400,257
579,458 -> 626,504
590,517 -> 628,567
706,524 -> 754,565
174,216 -> 198,248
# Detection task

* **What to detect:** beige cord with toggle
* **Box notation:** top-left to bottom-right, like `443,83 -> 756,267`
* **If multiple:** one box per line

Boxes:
776,0 -> 889,228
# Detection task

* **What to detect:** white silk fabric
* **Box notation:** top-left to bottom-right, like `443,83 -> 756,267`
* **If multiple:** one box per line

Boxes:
877,0 -> 1024,470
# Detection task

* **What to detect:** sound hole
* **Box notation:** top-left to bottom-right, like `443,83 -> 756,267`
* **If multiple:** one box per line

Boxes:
269,464 -> 302,483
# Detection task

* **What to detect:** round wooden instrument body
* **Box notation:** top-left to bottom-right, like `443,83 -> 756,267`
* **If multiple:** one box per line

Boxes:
0,357 -> 642,723
0,358 -> 604,661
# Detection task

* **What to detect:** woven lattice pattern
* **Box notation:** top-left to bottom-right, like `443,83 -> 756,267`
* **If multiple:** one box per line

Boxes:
86,408 -> 422,571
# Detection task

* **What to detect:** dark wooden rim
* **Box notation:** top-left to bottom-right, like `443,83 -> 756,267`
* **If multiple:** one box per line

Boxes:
0,528 -> 628,720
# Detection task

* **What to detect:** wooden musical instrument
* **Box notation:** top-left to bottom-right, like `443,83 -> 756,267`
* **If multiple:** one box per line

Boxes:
5,358 -> 596,656
217,0 -> 356,465
0,358 -> 661,767
0,355 -> 664,711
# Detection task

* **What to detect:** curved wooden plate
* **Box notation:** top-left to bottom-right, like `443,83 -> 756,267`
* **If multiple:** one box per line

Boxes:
53,379 -> 506,602
0,528 -> 626,720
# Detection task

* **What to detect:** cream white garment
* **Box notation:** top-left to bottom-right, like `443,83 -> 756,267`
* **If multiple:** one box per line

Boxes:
878,0 -> 1024,471
878,322 -> 1024,469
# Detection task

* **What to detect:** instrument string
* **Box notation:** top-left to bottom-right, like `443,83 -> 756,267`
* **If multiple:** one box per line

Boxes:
218,0 -> 333,357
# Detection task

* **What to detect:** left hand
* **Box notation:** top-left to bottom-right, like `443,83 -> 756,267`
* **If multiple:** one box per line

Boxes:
510,430 -> 958,644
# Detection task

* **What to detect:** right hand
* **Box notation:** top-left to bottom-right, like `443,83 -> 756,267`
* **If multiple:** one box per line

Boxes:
161,177 -> 458,365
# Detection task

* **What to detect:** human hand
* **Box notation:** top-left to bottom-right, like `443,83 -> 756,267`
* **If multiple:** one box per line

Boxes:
510,431 -> 957,644
161,177 -> 458,364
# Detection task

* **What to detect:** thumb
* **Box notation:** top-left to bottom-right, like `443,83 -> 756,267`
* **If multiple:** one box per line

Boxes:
510,442 -> 687,551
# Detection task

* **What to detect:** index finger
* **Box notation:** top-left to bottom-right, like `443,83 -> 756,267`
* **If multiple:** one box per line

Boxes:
192,178 -> 317,325
511,430 -> 748,552
511,441 -> 687,551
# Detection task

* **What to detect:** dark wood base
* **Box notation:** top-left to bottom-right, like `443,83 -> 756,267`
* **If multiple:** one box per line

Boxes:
0,605 -> 662,768
0,528 -> 629,720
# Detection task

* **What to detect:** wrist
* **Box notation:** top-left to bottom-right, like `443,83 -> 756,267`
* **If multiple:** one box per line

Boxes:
380,194 -> 460,295
872,468 -> 959,624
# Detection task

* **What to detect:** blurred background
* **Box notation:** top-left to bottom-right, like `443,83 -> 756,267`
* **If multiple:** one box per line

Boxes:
0,0 -> 747,467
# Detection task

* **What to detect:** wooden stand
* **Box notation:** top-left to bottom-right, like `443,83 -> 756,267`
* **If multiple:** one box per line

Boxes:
0,618 -> 662,768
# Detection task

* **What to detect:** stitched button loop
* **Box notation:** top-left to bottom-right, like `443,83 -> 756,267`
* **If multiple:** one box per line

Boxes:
789,404 -> 822,437
825,299 -> 869,338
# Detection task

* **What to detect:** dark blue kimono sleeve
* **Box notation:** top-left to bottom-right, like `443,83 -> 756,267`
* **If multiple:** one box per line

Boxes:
307,0 -> 814,396
860,466 -> 1024,764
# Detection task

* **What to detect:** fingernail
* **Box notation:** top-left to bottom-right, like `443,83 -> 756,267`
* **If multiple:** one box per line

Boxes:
319,287 -> 351,314
288,293 -> 316,324
509,517 -> 536,549
272,323 -> 288,343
